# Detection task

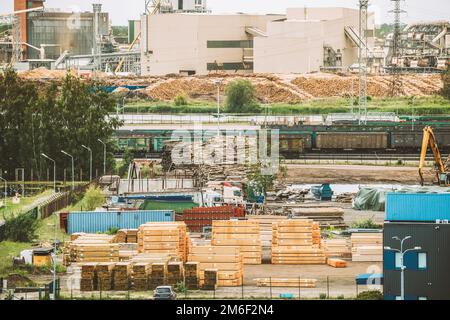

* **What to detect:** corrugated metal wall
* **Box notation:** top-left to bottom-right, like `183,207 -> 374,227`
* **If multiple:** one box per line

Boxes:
68,210 -> 174,234
384,222 -> 450,300
386,193 -> 450,222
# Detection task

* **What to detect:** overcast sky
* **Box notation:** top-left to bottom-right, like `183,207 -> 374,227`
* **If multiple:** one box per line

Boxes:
1,0 -> 449,25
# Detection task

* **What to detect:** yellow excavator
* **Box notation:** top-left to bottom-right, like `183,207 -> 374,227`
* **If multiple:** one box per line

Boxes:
418,126 -> 450,186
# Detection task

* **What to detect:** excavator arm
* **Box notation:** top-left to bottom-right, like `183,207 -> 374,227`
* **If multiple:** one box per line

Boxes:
419,126 -> 447,186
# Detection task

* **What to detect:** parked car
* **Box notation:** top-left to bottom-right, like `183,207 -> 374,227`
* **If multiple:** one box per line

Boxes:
153,286 -> 177,300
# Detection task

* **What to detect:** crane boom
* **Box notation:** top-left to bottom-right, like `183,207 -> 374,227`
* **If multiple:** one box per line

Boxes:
419,126 -> 449,186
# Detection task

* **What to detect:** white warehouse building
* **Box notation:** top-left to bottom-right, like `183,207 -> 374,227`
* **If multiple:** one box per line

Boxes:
140,7 -> 375,76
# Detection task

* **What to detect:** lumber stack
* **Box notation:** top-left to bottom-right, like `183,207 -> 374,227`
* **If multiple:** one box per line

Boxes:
149,263 -> 167,289
126,229 -> 138,243
112,262 -> 131,290
188,245 -> 243,287
255,278 -> 317,288
203,269 -> 218,290
96,263 -> 115,291
351,233 -> 383,262
327,258 -> 347,268
132,263 -> 150,291
80,263 -> 97,291
291,207 -> 345,227
67,234 -> 118,263
211,220 -> 261,264
114,230 -> 127,243
322,238 -> 352,258
247,215 -> 287,247
138,222 -> 188,262
167,262 -> 184,286
272,219 -> 326,265
185,262 -> 200,290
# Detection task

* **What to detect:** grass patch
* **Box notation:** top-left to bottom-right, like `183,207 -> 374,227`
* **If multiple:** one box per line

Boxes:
0,190 -> 54,220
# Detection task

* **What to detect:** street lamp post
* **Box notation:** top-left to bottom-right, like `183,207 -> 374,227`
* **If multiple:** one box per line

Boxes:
97,139 -> 106,176
214,80 -> 223,136
82,145 -> 92,182
0,177 -> 7,213
41,153 -> 56,192
384,236 -> 422,300
47,213 -> 58,300
61,150 -> 75,191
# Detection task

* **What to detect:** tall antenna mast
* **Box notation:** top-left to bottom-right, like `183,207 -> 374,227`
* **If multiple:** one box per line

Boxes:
389,0 -> 405,97
358,0 -> 369,125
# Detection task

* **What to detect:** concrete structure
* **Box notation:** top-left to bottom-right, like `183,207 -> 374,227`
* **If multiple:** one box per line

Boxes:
141,7 -> 374,76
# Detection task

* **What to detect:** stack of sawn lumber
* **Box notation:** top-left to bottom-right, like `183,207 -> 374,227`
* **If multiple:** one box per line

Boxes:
351,233 -> 383,262
114,229 -> 138,243
322,238 -> 352,258
211,220 -> 261,264
255,278 -> 317,288
247,215 -> 287,248
69,234 -> 119,263
272,219 -> 326,265
188,245 -> 243,287
291,207 -> 345,227
138,222 -> 188,262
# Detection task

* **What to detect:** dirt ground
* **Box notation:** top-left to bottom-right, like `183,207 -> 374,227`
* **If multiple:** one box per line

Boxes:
285,164 -> 429,184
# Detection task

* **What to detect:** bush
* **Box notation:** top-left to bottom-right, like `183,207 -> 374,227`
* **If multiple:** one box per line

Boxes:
174,94 -> 188,106
106,227 -> 120,235
81,187 -> 105,211
351,219 -> 382,229
0,210 -> 39,242
357,290 -> 383,300
225,79 -> 260,113
442,64 -> 450,100
319,293 -> 328,300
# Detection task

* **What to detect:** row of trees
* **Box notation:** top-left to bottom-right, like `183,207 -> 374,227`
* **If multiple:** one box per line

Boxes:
0,69 -> 122,181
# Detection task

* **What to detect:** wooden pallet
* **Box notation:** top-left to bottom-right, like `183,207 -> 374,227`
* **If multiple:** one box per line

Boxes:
255,278 -> 317,288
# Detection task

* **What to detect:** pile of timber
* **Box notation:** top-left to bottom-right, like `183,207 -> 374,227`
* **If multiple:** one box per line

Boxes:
150,263 -> 167,289
291,207 -> 345,227
114,229 -> 138,243
138,222 -> 188,262
80,263 -> 96,291
351,233 -> 383,262
68,234 -> 119,263
185,262 -> 200,290
188,245 -> 243,287
335,193 -> 355,203
167,262 -> 184,286
247,215 -> 287,247
272,219 -> 326,265
112,262 -> 131,290
322,238 -> 352,258
211,220 -> 262,264
203,269 -> 218,290
118,243 -> 139,261
327,258 -> 348,268
255,278 -> 317,288
96,263 -> 115,291
132,263 -> 150,291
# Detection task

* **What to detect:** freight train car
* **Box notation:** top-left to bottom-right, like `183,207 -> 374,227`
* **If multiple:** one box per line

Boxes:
279,134 -> 312,158
315,132 -> 388,150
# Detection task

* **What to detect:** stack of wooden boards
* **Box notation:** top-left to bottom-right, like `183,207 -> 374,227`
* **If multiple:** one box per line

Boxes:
247,215 -> 287,248
96,263 -> 115,290
290,207 -> 345,227
255,278 -> 317,288
114,229 -> 138,243
351,233 -> 383,262
130,253 -> 174,290
80,263 -> 96,291
112,262 -> 131,290
327,258 -> 348,268
167,262 -> 184,286
185,262 -> 199,290
138,222 -> 188,262
211,220 -> 261,264
203,269 -> 218,290
272,219 -> 326,265
66,234 -> 119,264
187,245 -> 243,287
322,238 -> 352,258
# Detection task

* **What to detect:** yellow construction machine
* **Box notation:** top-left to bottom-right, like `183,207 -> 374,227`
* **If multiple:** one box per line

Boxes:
418,126 -> 450,186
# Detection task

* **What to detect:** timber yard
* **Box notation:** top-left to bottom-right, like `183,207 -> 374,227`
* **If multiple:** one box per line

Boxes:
0,0 -> 450,303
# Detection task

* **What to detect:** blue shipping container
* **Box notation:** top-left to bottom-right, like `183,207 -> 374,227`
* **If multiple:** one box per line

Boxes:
386,193 -> 450,222
68,210 -> 174,234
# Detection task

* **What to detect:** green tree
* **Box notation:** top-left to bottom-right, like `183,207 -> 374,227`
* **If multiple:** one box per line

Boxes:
224,79 -> 260,113
442,64 -> 450,100
174,94 -> 188,106
81,186 -> 105,211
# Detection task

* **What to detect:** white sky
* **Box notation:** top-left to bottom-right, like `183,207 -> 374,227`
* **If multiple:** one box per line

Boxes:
1,0 -> 449,25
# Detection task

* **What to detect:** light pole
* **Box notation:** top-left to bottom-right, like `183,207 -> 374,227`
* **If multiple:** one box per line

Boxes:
47,213 -> 58,300
214,80 -> 223,136
384,236 -> 422,300
61,150 -> 75,191
82,145 -> 92,182
41,153 -> 56,192
0,177 -> 7,213
97,139 -> 106,176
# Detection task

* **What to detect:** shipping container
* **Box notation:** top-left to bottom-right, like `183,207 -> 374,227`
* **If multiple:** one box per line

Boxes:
316,132 -> 388,149
386,193 -> 450,222
67,210 -> 174,234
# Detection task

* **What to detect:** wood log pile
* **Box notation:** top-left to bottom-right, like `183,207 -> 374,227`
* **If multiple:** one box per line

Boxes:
203,269 -> 218,290
335,193 -> 355,203
322,238 -> 352,258
80,263 -> 97,291
187,245 -> 243,287
167,262 -> 184,286
96,263 -> 115,291
255,278 -> 317,288
211,220 -> 262,265
351,233 -> 383,262
272,219 -> 326,265
138,222 -> 188,262
291,208 -> 346,227
114,229 -> 138,243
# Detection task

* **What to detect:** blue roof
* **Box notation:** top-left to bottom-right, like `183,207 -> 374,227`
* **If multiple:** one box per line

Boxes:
355,274 -> 383,285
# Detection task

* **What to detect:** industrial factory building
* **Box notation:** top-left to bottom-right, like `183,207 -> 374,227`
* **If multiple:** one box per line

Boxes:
140,7 -> 375,76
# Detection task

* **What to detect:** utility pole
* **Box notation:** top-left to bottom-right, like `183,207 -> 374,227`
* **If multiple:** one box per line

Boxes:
358,0 -> 369,125
98,139 -> 107,176
82,145 -> 93,182
389,0 -> 405,97
41,153 -> 56,193
61,150 -> 75,190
